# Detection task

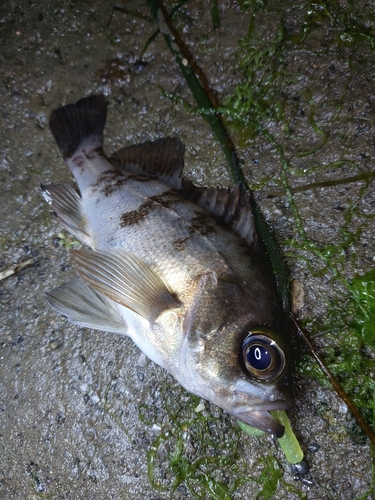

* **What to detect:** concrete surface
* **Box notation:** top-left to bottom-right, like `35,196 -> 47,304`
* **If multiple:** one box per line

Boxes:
1,1 -> 374,499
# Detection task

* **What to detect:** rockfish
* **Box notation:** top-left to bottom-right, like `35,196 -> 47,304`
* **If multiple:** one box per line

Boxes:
42,95 -> 292,437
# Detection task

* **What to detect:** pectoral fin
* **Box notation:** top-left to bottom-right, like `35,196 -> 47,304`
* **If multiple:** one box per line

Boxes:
71,248 -> 181,323
46,278 -> 127,333
41,183 -> 91,246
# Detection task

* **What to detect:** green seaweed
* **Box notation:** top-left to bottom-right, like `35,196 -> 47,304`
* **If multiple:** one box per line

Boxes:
210,0 -> 220,30
351,270 -> 375,347
298,270 -> 375,423
139,383 -> 251,498
291,267 -> 375,433
102,382 -> 131,439
254,455 -> 306,499
255,455 -> 282,500
56,231 -> 81,249
300,0 -> 375,49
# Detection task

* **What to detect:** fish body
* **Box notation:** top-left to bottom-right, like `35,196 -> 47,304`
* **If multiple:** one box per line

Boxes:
43,95 -> 292,437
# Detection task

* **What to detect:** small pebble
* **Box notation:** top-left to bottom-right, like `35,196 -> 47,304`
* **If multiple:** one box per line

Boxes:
291,460 -> 309,476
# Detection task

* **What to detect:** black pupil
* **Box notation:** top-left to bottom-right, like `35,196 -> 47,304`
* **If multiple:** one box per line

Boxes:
247,344 -> 272,370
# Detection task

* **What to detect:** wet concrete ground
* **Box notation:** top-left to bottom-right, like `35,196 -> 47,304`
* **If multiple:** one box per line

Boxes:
1,1 -> 374,499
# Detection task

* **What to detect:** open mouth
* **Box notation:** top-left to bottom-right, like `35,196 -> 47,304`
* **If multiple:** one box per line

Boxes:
232,390 -> 294,437
236,408 -> 291,437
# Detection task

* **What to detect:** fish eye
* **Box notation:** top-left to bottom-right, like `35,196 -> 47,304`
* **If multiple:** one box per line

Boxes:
241,328 -> 286,381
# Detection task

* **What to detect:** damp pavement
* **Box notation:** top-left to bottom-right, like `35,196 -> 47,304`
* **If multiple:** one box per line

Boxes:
0,1 -> 374,499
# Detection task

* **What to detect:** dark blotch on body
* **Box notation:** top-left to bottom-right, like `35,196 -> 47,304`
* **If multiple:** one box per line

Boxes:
127,173 -> 154,182
173,236 -> 191,251
120,200 -> 153,227
93,170 -> 128,196
119,190 -> 183,227
190,211 -> 216,235
74,158 -> 84,168
149,190 -> 184,207
83,147 -> 103,160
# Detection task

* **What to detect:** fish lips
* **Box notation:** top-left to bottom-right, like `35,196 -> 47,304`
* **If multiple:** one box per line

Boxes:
232,381 -> 293,437
235,401 -> 294,438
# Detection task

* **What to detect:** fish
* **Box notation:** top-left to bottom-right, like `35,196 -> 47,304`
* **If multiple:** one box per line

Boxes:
42,94 -> 292,437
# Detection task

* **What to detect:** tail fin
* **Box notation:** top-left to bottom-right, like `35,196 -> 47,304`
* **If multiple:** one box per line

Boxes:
49,94 -> 107,159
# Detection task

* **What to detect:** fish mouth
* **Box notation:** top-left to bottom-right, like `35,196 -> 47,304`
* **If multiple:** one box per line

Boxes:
236,409 -> 288,438
234,398 -> 294,437
232,388 -> 294,438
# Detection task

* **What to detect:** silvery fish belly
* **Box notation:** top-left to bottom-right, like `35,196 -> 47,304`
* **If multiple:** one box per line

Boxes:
42,95 -> 292,437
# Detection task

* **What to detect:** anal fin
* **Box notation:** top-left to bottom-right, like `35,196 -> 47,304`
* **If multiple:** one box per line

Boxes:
46,277 -> 127,334
41,183 -> 91,246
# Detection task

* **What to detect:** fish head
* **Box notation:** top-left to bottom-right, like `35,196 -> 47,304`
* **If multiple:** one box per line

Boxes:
180,322 -> 292,438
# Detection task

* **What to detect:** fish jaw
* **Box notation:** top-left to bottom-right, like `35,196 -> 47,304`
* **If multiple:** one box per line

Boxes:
186,369 -> 292,437
188,366 -> 292,437
230,378 -> 293,437
175,363 -> 292,437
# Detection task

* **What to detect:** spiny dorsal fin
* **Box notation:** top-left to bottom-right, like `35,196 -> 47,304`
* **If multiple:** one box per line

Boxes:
182,181 -> 258,250
109,137 -> 185,189
49,94 -> 107,159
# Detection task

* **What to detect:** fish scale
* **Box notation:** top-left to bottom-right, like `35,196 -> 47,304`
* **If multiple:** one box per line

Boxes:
43,94 -> 293,437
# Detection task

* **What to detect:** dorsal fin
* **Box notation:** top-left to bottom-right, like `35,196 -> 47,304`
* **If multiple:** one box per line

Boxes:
109,137 -> 185,189
110,136 -> 257,248
182,180 -> 258,250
